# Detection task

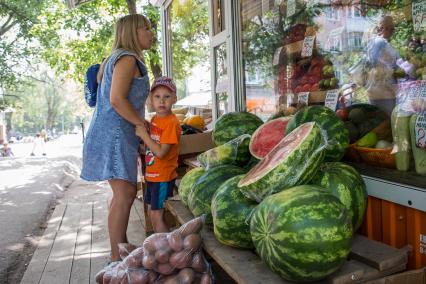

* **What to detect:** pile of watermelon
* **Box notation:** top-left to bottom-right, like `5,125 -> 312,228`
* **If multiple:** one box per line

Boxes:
178,109 -> 367,282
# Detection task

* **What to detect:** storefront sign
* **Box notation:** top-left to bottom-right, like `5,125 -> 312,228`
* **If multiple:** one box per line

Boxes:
415,114 -> 426,148
298,92 -> 310,105
412,1 -> 426,32
301,36 -> 315,57
287,0 -> 296,17
325,89 -> 339,111
273,47 -> 283,66
396,80 -> 426,114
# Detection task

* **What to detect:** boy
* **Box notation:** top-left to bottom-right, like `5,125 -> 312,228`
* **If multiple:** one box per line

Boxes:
136,76 -> 181,233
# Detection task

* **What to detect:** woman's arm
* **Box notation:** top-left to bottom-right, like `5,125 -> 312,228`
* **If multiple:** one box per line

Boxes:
135,125 -> 172,159
110,56 -> 146,126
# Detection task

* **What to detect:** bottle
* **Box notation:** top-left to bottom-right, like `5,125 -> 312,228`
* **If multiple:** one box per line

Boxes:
409,114 -> 426,175
391,106 -> 412,171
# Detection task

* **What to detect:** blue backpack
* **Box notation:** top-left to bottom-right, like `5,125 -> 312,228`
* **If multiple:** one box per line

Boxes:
84,63 -> 100,108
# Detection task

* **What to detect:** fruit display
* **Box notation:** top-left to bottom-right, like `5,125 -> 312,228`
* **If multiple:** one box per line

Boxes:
211,175 -> 257,249
178,167 -> 205,207
248,117 -> 291,159
238,122 -> 327,202
212,111 -> 263,146
187,165 -> 245,224
197,134 -> 251,170
311,162 -> 368,232
185,115 -> 206,130
250,185 -> 353,282
286,105 -> 350,161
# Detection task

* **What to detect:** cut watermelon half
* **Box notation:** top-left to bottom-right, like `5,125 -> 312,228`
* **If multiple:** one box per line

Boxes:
248,117 -> 292,159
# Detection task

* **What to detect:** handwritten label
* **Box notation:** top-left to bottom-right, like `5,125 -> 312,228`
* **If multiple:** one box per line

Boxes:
412,1 -> 426,32
298,92 -> 310,105
287,0 -> 296,17
415,114 -> 426,148
325,89 -> 339,111
286,93 -> 295,107
396,80 -> 426,114
272,47 -> 283,66
301,36 -> 315,57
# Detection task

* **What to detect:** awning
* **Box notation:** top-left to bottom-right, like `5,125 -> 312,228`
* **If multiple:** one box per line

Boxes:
175,92 -> 211,107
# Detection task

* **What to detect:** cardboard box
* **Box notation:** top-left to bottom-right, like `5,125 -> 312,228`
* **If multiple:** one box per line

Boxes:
366,268 -> 426,284
179,130 -> 215,155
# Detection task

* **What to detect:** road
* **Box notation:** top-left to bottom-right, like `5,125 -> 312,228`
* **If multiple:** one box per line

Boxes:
0,134 -> 84,284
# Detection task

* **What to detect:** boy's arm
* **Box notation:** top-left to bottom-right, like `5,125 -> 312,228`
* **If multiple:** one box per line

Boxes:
136,125 -> 172,159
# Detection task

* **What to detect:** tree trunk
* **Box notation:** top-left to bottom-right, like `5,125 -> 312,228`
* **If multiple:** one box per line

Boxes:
126,0 -> 137,14
147,14 -> 162,78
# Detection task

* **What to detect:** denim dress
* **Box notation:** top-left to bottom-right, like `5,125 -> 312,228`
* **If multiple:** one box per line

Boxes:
81,49 -> 149,184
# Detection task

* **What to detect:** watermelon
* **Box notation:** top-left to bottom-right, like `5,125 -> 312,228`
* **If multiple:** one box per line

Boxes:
249,117 -> 292,159
198,134 -> 251,169
188,165 -> 245,224
178,167 -> 205,207
285,105 -> 350,162
212,112 -> 263,146
211,175 -> 257,249
250,185 -> 353,282
310,162 -> 367,232
238,122 -> 327,202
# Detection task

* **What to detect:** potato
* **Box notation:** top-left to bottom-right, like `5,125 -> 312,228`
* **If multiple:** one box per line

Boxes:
155,249 -> 171,264
147,270 -> 158,284
162,274 -> 180,284
142,254 -> 157,270
180,217 -> 203,237
178,268 -> 195,284
122,254 -> 142,269
143,233 -> 168,253
191,252 -> 207,273
118,243 -> 137,260
143,239 -> 157,255
183,234 -> 202,252
129,247 -> 144,259
157,263 -> 175,275
127,269 -> 150,284
200,273 -> 213,284
95,268 -> 106,283
155,236 -> 171,251
169,251 -> 192,269
168,231 -> 184,252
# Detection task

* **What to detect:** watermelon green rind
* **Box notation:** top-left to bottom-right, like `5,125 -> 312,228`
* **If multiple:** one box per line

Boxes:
211,175 -> 257,249
249,117 -> 291,159
188,165 -> 245,224
238,122 -> 327,202
178,167 -> 205,207
285,105 -> 349,162
212,112 -> 263,146
311,162 -> 367,232
250,185 -> 353,282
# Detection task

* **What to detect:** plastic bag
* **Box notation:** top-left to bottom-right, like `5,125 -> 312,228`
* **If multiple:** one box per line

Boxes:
197,134 -> 251,170
118,243 -> 138,260
142,216 -> 205,276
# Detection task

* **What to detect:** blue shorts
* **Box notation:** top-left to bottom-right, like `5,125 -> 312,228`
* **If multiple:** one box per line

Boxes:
144,180 -> 175,210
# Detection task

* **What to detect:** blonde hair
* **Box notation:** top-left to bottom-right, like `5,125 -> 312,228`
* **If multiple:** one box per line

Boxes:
97,14 -> 151,82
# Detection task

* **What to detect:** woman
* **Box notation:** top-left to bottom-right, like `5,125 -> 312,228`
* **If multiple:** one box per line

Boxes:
366,15 -> 400,115
80,14 -> 153,262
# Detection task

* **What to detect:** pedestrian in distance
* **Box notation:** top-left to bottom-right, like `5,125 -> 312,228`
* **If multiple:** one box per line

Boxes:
80,14 -> 154,264
136,77 -> 181,233
30,133 -> 46,156
1,142 -> 14,157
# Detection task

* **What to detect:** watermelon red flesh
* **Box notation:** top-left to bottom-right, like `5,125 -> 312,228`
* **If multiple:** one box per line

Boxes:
249,117 -> 291,159
238,122 -> 326,202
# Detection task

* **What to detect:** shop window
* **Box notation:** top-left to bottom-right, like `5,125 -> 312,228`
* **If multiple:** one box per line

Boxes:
166,0 -> 212,122
325,7 -> 340,20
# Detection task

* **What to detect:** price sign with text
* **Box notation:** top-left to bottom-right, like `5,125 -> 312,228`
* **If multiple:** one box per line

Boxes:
415,114 -> 426,148
301,36 -> 315,57
287,0 -> 296,17
325,90 -> 339,111
298,92 -> 310,105
412,1 -> 426,32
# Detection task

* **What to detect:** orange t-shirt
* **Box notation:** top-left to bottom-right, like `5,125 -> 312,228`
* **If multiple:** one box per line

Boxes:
145,114 -> 181,182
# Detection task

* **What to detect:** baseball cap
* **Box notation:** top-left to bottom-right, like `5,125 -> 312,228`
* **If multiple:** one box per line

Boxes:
150,76 -> 176,94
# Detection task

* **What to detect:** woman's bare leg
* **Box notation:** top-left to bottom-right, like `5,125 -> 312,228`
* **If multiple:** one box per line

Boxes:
108,179 -> 136,261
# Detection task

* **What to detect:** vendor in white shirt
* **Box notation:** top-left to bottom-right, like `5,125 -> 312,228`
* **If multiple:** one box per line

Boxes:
31,133 -> 46,156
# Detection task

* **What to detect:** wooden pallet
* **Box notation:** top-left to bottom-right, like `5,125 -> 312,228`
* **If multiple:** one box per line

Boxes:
166,200 -> 408,284
20,199 -> 146,284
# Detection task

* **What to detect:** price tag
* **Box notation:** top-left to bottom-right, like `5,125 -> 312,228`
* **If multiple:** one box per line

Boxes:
272,47 -> 283,66
412,1 -> 426,32
301,36 -> 315,57
298,92 -> 310,105
325,89 -> 339,111
396,81 -> 426,114
415,114 -> 426,148
287,0 -> 296,17
286,93 -> 295,107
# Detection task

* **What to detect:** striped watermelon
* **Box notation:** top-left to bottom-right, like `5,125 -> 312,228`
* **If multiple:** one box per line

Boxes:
188,165 -> 245,224
310,162 -> 367,232
212,112 -> 263,146
211,175 -> 257,249
285,105 -> 349,162
249,117 -> 292,159
178,167 -> 205,207
198,134 -> 251,169
238,122 -> 327,202
250,185 -> 353,282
